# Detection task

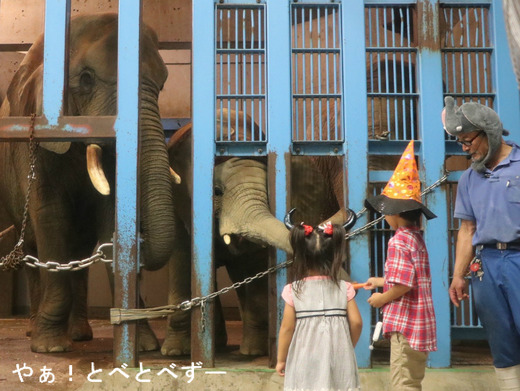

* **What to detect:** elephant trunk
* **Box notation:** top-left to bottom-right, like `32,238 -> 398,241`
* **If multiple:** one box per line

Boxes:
217,158 -> 292,254
138,81 -> 175,270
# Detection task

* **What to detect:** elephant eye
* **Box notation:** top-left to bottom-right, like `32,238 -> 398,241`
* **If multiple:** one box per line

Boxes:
79,70 -> 95,93
214,186 -> 223,196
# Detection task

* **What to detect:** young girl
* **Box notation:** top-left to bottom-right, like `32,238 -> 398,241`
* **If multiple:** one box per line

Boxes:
276,212 -> 362,391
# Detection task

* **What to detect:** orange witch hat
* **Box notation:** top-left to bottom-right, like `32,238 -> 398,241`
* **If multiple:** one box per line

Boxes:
364,140 -> 436,220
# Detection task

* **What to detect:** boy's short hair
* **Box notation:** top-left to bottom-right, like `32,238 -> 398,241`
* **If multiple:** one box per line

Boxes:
398,209 -> 422,225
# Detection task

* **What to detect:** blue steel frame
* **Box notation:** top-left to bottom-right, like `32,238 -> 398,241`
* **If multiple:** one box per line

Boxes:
1,0 -> 518,370
192,0 -> 217,366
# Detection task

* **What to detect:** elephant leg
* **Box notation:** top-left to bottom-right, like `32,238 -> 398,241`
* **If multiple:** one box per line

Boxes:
213,273 -> 228,351
137,295 -> 160,352
103,262 -> 160,351
68,269 -> 93,341
25,266 -> 41,337
225,250 -> 268,356
162,224 -> 191,356
31,271 -> 73,353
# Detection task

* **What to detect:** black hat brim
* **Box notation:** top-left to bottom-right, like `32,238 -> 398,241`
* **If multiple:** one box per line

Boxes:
365,194 -> 437,220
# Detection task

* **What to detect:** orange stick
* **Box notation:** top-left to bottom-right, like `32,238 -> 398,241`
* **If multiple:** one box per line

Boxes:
351,282 -> 367,290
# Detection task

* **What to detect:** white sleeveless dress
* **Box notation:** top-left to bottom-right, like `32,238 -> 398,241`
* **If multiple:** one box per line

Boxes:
282,276 -> 360,391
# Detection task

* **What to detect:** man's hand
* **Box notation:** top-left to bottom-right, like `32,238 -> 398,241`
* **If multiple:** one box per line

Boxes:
449,275 -> 469,307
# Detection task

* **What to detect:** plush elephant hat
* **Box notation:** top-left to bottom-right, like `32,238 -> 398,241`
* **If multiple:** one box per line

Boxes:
441,96 -> 509,173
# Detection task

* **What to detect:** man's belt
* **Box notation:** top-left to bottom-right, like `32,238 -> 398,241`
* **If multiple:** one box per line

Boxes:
478,242 -> 520,251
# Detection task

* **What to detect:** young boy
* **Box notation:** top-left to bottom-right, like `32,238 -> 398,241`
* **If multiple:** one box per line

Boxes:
364,140 -> 437,391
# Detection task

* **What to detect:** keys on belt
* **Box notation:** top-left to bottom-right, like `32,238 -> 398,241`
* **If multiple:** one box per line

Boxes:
471,241 -> 520,281
469,254 -> 484,281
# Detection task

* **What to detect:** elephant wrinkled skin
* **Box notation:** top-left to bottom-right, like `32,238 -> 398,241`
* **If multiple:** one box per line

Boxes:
0,13 -> 175,353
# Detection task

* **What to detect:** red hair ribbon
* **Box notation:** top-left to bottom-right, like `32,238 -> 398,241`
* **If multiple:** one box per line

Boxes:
319,222 -> 333,236
302,224 -> 313,236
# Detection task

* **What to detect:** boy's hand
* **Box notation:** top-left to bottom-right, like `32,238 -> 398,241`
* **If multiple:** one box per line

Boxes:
364,277 -> 383,290
367,292 -> 386,308
276,362 -> 286,377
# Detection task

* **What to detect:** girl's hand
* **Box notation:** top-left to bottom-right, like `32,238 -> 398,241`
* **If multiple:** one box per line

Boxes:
364,277 -> 383,290
276,362 -> 286,376
367,292 -> 386,308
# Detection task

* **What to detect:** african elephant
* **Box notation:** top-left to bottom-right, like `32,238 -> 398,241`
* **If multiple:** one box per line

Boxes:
161,112 -> 356,356
0,13 -> 176,353
163,119 -> 288,356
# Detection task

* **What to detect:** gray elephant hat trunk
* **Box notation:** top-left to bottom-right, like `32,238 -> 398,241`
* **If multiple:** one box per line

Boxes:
441,96 -> 509,173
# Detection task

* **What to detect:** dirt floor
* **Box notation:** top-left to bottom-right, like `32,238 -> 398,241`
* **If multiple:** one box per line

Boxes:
0,317 -> 494,391
0,318 -> 268,390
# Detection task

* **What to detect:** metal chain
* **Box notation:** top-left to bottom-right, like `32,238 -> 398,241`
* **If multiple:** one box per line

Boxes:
0,242 -> 114,271
1,114 -> 39,271
179,259 -> 292,312
110,259 -> 294,324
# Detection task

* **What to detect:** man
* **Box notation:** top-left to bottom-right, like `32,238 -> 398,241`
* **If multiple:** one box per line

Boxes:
442,96 -> 520,390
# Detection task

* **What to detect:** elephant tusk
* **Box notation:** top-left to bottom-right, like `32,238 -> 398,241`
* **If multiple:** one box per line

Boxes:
170,167 -> 181,184
86,144 -> 110,195
223,234 -> 231,245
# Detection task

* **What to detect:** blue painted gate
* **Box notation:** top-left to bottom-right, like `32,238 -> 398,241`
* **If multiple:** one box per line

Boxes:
0,0 -> 518,370
192,0 -> 520,369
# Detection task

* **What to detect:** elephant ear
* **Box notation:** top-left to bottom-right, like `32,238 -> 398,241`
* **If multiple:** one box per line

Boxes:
441,96 -> 467,137
5,37 -> 71,154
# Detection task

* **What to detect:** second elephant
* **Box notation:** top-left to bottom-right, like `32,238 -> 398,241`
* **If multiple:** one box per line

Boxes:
162,118 -> 355,356
163,121 -> 291,356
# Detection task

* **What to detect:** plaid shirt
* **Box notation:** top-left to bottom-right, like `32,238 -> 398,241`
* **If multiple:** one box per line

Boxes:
382,226 -> 437,352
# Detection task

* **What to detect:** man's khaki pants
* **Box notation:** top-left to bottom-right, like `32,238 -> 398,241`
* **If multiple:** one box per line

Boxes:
390,332 -> 428,390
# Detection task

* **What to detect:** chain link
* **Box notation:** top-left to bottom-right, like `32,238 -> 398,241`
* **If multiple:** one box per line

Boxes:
1,114 -> 39,271
0,243 -> 114,271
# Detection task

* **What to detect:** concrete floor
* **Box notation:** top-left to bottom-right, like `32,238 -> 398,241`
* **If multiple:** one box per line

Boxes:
0,317 -> 499,391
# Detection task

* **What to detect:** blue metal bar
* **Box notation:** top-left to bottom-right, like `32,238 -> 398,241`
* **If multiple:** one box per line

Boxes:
268,0 -> 291,354
192,0 -> 216,366
260,7 -> 266,139
42,0 -> 70,124
441,0 -> 492,4
317,8 -> 323,140
242,9 -> 248,137
342,0 -> 371,369
302,6 -> 307,140
113,0 -> 141,368
251,8 -> 256,136
309,8 -> 315,141
325,7 -> 331,137
365,0 -> 418,3
293,6 -> 300,139
417,0 -> 451,368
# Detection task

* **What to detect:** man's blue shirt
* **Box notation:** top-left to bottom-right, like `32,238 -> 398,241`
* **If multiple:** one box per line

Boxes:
454,142 -> 520,245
